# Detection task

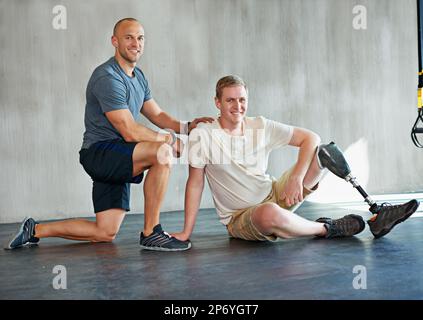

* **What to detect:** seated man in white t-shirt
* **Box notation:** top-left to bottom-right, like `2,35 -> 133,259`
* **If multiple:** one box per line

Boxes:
172,75 -> 419,243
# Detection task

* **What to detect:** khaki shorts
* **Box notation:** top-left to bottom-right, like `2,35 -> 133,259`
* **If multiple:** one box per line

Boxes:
226,168 -> 317,242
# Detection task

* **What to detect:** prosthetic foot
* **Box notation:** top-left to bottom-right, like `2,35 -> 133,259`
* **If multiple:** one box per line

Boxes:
317,142 -> 420,238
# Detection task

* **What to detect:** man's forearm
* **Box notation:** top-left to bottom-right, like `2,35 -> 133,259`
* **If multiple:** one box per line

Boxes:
183,178 -> 204,236
152,112 -> 186,134
292,134 -> 321,180
126,122 -> 172,143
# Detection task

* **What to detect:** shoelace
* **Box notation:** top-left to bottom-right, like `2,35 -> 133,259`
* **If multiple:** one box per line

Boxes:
329,217 -> 359,237
376,202 -> 402,214
333,219 -> 348,234
161,231 -> 173,239
325,219 -> 342,237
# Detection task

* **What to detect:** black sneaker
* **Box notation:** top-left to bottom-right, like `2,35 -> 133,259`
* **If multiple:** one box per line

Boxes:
367,199 -> 420,239
5,217 -> 39,250
316,214 -> 365,238
140,224 -> 191,251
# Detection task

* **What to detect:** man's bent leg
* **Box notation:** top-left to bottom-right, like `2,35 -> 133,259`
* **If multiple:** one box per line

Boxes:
132,142 -> 173,236
227,202 -> 327,241
133,141 -> 191,251
34,209 -> 125,242
251,203 -> 326,239
249,203 -> 365,240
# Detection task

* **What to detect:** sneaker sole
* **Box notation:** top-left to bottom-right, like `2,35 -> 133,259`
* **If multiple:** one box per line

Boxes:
4,216 -> 35,250
369,200 -> 420,239
140,242 -> 192,252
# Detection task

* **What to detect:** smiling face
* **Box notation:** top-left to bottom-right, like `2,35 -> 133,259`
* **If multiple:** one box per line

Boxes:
215,85 -> 248,126
111,20 -> 145,65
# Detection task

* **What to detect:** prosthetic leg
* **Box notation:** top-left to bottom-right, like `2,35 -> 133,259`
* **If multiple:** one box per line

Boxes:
317,142 -> 379,213
317,142 -> 420,238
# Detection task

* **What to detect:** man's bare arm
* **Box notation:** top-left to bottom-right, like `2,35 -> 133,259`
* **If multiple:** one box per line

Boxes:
172,166 -> 205,241
105,108 -> 172,143
142,99 -> 214,134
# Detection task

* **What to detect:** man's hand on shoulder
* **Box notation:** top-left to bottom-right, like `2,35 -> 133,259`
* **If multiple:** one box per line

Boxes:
188,117 -> 215,133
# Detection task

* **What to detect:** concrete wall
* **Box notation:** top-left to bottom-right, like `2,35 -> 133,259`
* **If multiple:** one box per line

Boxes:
0,0 -> 422,223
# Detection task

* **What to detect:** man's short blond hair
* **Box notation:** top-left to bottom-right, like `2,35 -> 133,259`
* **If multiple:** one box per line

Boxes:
215,75 -> 248,100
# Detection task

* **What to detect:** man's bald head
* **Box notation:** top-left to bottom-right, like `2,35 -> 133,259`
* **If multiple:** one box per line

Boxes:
113,18 -> 141,36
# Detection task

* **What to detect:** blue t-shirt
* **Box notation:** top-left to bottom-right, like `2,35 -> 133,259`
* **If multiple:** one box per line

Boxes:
81,57 -> 152,149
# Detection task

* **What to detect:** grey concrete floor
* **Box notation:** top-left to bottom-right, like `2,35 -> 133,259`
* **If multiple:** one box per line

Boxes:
1,202 -> 423,300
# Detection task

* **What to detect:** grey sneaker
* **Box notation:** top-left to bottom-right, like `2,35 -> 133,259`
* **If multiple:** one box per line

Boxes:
5,217 -> 39,250
140,224 -> 191,251
316,214 -> 365,238
368,199 -> 420,239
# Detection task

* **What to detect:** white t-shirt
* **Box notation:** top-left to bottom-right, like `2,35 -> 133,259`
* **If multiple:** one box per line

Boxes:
188,116 -> 294,225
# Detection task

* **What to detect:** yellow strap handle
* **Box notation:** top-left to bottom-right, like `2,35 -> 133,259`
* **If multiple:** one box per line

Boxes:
419,70 -> 423,109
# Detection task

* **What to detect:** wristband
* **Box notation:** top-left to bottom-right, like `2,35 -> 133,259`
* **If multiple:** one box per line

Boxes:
182,121 -> 191,135
167,131 -> 177,146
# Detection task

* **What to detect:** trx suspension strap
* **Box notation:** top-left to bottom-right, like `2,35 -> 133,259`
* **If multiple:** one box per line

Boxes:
412,0 -> 423,147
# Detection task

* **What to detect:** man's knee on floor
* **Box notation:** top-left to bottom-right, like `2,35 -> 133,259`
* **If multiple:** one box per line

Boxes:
93,226 -> 119,242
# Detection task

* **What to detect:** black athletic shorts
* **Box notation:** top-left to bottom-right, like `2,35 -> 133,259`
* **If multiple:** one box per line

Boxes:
79,139 -> 144,213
